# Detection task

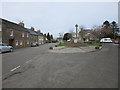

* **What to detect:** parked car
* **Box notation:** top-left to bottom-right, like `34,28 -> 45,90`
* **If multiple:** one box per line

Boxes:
100,38 -> 112,43
31,42 -> 39,47
0,43 -> 13,53
46,40 -> 51,43
114,40 -> 120,44
35,42 -> 39,46
31,42 -> 36,47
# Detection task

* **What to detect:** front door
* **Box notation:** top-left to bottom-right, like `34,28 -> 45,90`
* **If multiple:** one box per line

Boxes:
9,39 -> 14,46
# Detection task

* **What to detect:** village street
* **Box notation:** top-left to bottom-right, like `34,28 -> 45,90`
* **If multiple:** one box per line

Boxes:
2,43 -> 118,88
2,43 -> 56,79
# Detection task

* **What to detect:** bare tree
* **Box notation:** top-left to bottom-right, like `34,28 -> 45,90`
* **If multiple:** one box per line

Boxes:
59,32 -> 64,38
91,25 -> 102,39
79,25 -> 86,41
69,29 -> 75,38
79,25 -> 85,31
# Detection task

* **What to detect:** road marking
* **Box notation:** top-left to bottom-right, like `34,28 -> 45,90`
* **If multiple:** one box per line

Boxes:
25,60 -> 32,64
10,66 -> 21,72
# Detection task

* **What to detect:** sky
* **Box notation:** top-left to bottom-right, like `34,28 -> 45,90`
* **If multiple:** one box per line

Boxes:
1,2 -> 118,38
118,1 -> 120,28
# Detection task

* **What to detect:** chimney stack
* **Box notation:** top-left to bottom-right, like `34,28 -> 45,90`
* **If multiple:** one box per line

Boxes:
31,27 -> 35,31
19,21 -> 24,27
36,30 -> 41,33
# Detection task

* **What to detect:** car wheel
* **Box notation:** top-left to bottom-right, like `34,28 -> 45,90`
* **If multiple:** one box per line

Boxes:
10,48 -> 13,52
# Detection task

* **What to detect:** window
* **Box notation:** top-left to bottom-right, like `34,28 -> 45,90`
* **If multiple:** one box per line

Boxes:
87,33 -> 90,35
105,39 -> 107,41
27,40 -> 29,44
27,33 -> 29,38
10,30 -> 13,36
20,40 -> 23,45
15,40 -> 18,46
2,43 -> 7,46
22,32 -> 24,37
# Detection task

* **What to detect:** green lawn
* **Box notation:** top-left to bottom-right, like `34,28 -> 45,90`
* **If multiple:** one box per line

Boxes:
83,43 -> 102,46
56,42 -> 102,47
56,42 -> 69,47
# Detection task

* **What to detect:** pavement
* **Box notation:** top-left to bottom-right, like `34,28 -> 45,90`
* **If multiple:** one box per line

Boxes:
2,43 -> 118,88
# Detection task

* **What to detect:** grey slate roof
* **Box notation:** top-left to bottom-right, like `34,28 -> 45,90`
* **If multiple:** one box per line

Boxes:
1,18 -> 38,35
27,29 -> 38,36
37,32 -> 44,36
1,18 -> 28,32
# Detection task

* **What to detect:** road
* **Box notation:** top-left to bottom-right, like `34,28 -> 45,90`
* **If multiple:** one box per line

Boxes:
2,43 -> 56,78
2,43 -> 118,88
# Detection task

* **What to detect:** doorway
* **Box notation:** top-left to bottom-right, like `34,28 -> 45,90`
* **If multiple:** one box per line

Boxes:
9,39 -> 14,46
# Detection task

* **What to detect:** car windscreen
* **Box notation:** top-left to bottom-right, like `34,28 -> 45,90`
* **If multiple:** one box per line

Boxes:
2,43 -> 7,46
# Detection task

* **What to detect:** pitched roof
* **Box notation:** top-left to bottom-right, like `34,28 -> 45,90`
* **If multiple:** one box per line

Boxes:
36,32 -> 44,36
1,18 -> 28,32
83,29 -> 92,32
1,18 -> 38,35
27,29 -> 38,35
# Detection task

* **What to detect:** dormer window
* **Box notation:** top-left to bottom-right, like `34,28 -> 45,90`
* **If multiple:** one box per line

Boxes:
10,30 -> 13,36
22,32 -> 24,37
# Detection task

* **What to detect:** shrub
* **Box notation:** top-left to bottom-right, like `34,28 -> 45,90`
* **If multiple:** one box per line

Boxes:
99,44 -> 102,46
52,40 -> 58,43
49,47 -> 53,50
95,46 -> 99,49
55,45 -> 58,47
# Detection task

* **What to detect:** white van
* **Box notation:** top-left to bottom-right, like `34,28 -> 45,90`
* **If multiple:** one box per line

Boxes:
100,38 -> 112,43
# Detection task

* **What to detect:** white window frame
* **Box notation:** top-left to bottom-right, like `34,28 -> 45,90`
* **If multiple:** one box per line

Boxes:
27,33 -> 29,38
22,32 -> 24,37
27,40 -> 29,44
10,30 -> 13,36
15,40 -> 18,46
20,40 -> 23,45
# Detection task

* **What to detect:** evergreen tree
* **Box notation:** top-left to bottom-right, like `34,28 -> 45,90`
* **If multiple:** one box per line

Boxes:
47,33 -> 51,41
63,33 -> 72,41
51,35 -> 53,40
111,21 -> 119,39
103,20 -> 110,28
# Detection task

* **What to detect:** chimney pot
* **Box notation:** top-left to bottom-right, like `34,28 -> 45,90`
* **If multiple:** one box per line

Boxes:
31,27 -> 35,31
19,21 -> 24,27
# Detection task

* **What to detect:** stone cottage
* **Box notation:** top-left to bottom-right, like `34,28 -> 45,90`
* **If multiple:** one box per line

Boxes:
36,30 -> 44,44
79,29 -> 98,42
1,18 -> 39,48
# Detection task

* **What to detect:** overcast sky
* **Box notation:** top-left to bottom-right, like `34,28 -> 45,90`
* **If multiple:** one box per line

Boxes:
2,2 -> 118,38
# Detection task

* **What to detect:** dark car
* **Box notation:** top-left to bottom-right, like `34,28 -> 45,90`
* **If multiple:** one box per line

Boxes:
31,42 -> 37,47
31,42 -> 39,47
35,42 -> 39,46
